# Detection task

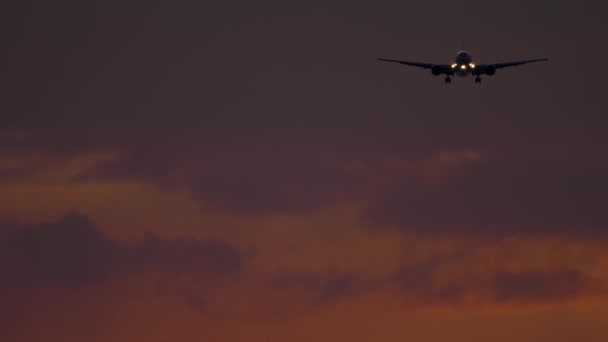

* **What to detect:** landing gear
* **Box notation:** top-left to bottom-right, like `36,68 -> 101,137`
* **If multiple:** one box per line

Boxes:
475,76 -> 482,84
444,76 -> 451,84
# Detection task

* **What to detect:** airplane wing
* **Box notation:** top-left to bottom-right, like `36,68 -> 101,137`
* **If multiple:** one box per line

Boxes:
377,58 -> 434,69
474,58 -> 549,75
377,58 -> 453,75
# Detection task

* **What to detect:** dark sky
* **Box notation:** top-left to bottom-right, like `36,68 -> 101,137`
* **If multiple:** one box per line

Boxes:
1,1 -> 608,341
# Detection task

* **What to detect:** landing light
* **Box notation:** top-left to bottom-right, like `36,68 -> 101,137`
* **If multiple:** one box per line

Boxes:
470,63 -> 475,68
460,65 -> 466,70
451,63 -> 457,69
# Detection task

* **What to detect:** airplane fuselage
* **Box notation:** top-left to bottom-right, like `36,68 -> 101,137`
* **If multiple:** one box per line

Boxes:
453,50 -> 474,77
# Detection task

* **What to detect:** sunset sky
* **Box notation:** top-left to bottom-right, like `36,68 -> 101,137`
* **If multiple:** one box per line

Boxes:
2,1 -> 608,341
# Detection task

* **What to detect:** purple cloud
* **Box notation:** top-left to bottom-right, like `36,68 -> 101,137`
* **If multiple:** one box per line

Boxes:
366,147 -> 608,237
0,211 -> 245,291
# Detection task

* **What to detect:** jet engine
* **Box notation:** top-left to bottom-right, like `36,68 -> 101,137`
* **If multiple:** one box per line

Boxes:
431,65 -> 442,76
486,65 -> 496,76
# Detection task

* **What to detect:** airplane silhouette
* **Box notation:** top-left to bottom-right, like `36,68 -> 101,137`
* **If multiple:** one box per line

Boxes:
378,50 -> 549,83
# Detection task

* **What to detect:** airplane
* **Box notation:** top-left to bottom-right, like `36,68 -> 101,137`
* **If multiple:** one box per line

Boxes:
377,50 -> 549,83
